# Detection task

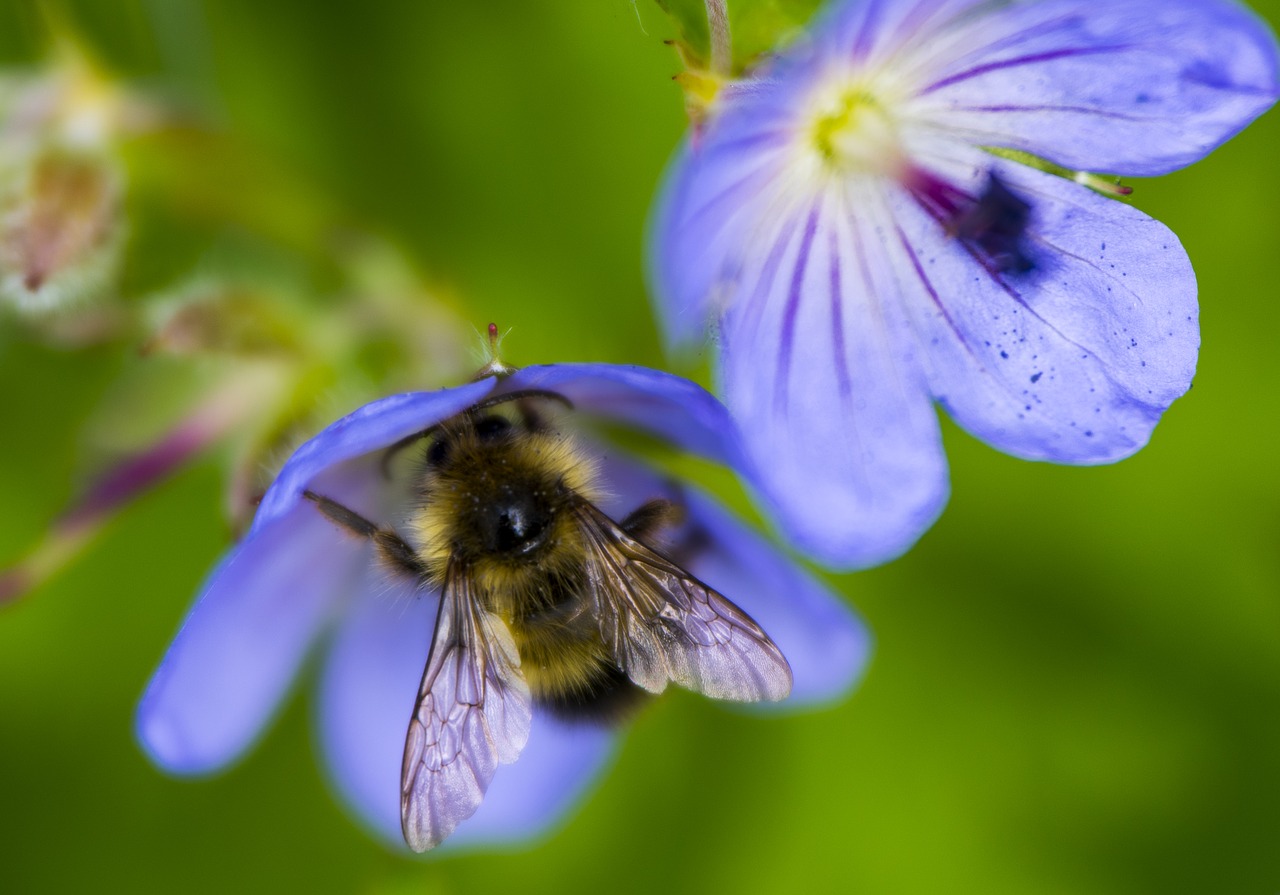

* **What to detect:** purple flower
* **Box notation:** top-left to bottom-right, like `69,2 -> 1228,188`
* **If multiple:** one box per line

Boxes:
649,0 -> 1279,568
136,363 -> 867,852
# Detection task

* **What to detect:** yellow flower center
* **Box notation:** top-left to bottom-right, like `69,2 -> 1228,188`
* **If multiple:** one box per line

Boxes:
805,76 -> 908,178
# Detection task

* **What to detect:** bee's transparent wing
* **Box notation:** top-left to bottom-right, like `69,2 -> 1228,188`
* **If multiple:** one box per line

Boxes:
400,561 -> 532,852
573,501 -> 793,703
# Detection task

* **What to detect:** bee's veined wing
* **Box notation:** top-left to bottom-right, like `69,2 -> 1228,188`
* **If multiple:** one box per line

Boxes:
573,501 -> 793,703
400,562 -> 532,852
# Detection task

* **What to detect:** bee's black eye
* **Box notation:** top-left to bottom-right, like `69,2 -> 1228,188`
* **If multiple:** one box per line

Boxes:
473,415 -> 512,442
426,438 -> 451,467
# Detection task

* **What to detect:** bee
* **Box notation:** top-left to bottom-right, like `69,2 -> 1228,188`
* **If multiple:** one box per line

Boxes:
303,389 -> 793,852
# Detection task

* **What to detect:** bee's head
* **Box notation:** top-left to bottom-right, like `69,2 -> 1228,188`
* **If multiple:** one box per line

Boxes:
418,413 -> 575,565
425,413 -> 512,467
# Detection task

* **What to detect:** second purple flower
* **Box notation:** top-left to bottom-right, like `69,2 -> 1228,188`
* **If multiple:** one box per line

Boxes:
650,0 -> 1279,568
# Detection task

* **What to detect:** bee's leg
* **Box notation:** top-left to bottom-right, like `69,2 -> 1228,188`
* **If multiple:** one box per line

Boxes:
619,499 -> 686,540
303,490 -> 426,578
621,497 -> 715,568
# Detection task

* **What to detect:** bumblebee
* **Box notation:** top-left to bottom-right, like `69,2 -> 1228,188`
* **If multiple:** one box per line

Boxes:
304,389 -> 792,852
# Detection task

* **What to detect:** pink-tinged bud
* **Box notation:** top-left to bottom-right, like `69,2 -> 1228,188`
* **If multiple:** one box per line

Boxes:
0,42 -> 143,321
17,151 -> 116,290
1072,170 -> 1134,197
0,148 -> 122,314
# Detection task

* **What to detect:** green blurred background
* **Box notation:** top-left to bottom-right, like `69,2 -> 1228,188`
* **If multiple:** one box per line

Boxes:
1,1 -> 1278,892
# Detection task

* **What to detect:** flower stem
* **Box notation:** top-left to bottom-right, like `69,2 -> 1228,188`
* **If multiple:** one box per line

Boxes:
705,0 -> 732,77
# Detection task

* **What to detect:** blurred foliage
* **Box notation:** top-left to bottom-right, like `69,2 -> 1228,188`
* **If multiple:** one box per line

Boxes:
1,1 -> 1279,894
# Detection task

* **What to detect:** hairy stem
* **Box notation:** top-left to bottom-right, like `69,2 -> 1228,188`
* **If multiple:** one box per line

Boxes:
705,0 -> 732,76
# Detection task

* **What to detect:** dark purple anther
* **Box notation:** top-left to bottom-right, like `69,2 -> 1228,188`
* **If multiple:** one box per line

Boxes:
951,173 -> 1034,273
908,168 -> 1035,274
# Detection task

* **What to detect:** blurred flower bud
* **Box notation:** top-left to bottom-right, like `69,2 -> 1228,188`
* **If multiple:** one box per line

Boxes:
0,41 -> 135,328
0,147 -> 121,313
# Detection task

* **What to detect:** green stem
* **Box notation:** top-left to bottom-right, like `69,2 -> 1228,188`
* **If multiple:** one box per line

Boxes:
706,0 -> 732,76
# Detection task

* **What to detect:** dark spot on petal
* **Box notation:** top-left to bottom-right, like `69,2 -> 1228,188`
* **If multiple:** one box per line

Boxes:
1030,372 -> 1042,383
907,169 -> 1036,274
951,174 -> 1035,273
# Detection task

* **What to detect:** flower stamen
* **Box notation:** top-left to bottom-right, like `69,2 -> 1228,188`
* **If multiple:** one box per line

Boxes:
810,86 -> 903,175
